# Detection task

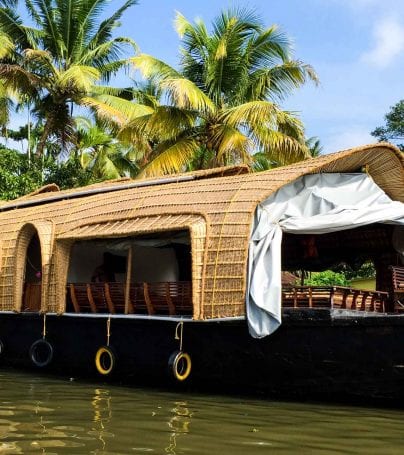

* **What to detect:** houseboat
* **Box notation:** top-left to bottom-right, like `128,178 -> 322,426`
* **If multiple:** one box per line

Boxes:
0,143 -> 403,404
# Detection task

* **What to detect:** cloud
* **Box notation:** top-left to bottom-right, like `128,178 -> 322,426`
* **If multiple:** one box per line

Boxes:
361,17 -> 404,68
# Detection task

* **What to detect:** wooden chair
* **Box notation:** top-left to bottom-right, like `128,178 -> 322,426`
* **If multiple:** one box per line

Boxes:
390,266 -> 404,311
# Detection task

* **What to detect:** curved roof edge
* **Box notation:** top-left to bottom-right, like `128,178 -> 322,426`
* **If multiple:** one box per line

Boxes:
252,143 -> 403,204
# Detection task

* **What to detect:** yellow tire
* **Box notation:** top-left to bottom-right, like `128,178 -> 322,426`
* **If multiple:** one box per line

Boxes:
95,346 -> 115,375
169,350 -> 192,382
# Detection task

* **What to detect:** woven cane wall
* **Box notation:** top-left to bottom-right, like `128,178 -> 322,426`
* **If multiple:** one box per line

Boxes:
0,143 -> 401,318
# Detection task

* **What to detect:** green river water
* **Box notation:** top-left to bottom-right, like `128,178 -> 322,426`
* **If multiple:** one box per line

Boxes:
0,370 -> 403,454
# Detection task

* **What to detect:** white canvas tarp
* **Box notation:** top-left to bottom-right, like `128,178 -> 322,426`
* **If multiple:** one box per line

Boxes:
247,172 -> 404,338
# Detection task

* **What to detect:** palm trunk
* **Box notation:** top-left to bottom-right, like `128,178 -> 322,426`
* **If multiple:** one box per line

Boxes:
27,107 -> 31,166
36,119 -> 53,157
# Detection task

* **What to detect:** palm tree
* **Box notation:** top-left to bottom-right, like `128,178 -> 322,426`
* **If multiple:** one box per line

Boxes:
306,136 -> 323,157
122,8 -> 318,176
74,117 -> 139,180
0,0 -> 137,156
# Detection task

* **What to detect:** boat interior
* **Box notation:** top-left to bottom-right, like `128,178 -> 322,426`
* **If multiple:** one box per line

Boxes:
281,223 -> 402,313
22,223 -> 403,316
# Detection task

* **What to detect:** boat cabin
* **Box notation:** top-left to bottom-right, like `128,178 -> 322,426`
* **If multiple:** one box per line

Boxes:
0,143 -> 401,336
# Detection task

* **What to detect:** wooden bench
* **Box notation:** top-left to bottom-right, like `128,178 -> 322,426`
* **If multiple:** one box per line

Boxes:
67,281 -> 193,316
69,283 -> 96,313
390,266 -> 404,311
282,286 -> 388,313
88,283 -> 109,312
104,282 -> 134,314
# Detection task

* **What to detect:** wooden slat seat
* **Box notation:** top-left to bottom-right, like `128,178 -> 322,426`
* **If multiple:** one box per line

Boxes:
145,281 -> 193,316
66,281 -> 193,316
390,266 -> 404,312
129,282 -> 152,315
145,282 -> 176,315
168,281 -> 193,315
88,283 -> 109,313
68,283 -> 96,313
104,282 -> 134,314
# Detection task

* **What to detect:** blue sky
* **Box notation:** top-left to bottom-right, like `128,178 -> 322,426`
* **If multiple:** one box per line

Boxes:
109,0 -> 404,154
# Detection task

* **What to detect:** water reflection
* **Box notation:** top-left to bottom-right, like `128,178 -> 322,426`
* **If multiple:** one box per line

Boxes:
166,401 -> 192,454
0,371 -> 402,453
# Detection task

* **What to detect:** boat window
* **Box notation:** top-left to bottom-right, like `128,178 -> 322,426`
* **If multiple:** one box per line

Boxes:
66,230 -> 192,316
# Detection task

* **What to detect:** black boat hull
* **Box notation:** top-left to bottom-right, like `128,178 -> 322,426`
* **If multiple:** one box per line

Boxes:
1,310 -> 404,405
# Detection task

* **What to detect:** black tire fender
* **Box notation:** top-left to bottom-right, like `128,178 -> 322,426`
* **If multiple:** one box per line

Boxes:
168,350 -> 192,382
29,339 -> 54,368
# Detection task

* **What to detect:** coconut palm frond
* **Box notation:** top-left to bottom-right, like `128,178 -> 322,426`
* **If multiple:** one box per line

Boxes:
251,152 -> 279,171
83,94 -> 153,126
210,124 -> 252,164
81,96 -> 128,126
0,64 -> 41,94
0,6 -> 33,49
0,31 -> 14,58
139,137 -> 200,177
252,61 -> 319,101
57,65 -> 101,92
250,126 -> 309,164
131,53 -> 182,81
89,0 -> 138,47
121,105 -> 196,142
162,78 -> 215,113
221,100 -> 279,129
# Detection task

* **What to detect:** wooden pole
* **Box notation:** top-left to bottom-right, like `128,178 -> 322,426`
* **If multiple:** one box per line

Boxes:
124,246 -> 133,314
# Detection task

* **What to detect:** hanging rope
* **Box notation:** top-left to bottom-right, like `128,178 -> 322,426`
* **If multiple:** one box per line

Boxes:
106,317 -> 111,347
174,321 -> 184,351
42,313 -> 46,339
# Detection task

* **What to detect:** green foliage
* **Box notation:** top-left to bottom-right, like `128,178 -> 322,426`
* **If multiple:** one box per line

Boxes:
303,261 -> 376,286
0,0 -> 138,156
371,100 -> 404,151
42,157 -> 95,189
0,145 -> 42,199
0,145 -> 95,200
333,261 -> 375,281
304,270 -> 350,286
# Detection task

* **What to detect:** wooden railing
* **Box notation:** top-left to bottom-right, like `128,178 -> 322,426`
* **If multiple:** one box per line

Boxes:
67,281 -> 193,316
282,286 -> 389,313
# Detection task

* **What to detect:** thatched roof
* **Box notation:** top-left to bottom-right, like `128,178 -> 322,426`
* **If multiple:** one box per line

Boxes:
0,143 -> 402,318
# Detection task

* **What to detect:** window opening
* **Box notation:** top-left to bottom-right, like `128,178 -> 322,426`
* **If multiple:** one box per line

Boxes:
66,230 -> 192,316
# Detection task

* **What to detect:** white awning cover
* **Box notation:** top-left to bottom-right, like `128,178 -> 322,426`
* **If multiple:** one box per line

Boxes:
247,173 -> 404,338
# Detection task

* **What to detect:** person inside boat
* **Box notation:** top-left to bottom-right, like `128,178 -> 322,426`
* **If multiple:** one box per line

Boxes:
91,252 -> 116,282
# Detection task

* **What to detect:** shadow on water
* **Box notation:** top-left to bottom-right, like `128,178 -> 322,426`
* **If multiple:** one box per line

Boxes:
0,370 -> 403,454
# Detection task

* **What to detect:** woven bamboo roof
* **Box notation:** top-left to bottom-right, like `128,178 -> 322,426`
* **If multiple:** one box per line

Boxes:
0,142 -> 402,318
